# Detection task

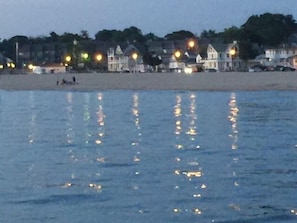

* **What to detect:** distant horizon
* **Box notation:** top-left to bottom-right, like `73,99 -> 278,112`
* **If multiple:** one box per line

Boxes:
1,0 -> 297,40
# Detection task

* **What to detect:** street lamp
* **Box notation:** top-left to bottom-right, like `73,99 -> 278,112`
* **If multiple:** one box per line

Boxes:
95,53 -> 103,72
188,39 -> 195,49
132,52 -> 138,72
230,48 -> 236,71
96,53 -> 103,62
28,63 -> 34,70
65,55 -> 71,63
174,50 -> 182,60
81,52 -> 89,60
64,55 -> 72,72
174,50 -> 182,72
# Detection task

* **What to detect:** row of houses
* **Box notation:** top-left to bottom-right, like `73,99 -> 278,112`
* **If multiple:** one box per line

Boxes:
2,38 -> 297,74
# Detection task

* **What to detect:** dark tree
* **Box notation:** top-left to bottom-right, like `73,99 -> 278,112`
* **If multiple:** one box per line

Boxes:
122,26 -> 145,43
49,31 -> 59,42
95,29 -> 115,41
242,13 -> 297,46
200,29 -> 218,39
165,30 -> 195,40
95,27 -> 145,43
0,35 -> 29,62
221,26 -> 242,43
238,40 -> 260,61
143,32 -> 162,42
80,30 -> 90,40
59,32 -> 82,43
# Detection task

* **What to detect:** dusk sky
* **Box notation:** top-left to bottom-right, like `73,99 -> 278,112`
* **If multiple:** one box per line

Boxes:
1,0 -> 297,39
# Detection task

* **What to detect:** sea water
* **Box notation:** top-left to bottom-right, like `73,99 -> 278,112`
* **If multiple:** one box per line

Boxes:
0,90 -> 296,223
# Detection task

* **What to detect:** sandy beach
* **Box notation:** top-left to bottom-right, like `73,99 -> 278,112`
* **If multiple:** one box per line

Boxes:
0,72 -> 297,91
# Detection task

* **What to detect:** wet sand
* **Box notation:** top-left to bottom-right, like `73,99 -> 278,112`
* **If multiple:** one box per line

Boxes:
0,72 -> 297,91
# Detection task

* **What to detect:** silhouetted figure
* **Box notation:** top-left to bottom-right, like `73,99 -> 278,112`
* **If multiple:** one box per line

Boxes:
72,76 -> 76,83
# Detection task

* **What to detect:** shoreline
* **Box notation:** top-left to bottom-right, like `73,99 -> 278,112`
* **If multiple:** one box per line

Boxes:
1,72 -> 297,91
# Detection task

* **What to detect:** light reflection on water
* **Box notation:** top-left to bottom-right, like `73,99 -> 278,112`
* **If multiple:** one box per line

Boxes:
0,90 -> 297,223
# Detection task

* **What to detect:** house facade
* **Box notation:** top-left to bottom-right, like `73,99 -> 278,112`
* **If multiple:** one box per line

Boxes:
107,44 -> 144,72
107,45 -> 129,72
147,38 -> 200,72
265,46 -> 297,68
202,41 -> 243,71
32,63 -> 66,74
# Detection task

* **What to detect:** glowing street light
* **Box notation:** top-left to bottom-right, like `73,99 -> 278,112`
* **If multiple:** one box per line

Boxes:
230,48 -> 236,71
131,52 -> 138,73
96,53 -> 103,62
28,64 -> 34,70
7,62 -> 15,68
230,48 -> 236,57
132,52 -> 138,61
65,55 -> 72,63
174,50 -> 182,59
188,39 -> 195,49
95,53 -> 103,72
81,52 -> 89,60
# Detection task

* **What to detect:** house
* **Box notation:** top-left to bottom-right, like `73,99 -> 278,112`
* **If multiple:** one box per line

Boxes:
265,46 -> 297,69
32,63 -> 66,74
107,45 -> 129,72
0,53 -> 15,70
147,38 -> 200,72
203,41 -> 243,71
107,44 -> 143,72
19,43 -> 68,65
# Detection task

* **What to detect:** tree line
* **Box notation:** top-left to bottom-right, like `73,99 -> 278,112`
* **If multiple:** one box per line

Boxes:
1,13 -> 297,62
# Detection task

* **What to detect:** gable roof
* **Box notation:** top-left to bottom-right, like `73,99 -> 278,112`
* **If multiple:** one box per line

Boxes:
123,44 -> 139,56
209,41 -> 238,53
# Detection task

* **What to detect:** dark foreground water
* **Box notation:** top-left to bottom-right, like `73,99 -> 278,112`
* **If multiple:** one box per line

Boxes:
0,90 -> 296,223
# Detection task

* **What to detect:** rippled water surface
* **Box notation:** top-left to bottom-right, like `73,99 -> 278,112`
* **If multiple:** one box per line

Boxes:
0,90 -> 297,223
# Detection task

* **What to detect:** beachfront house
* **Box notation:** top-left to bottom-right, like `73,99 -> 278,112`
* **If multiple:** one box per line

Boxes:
202,41 -> 242,71
147,38 -> 200,72
265,46 -> 297,69
107,44 -> 144,72
31,63 -> 66,74
107,45 -> 129,72
18,43 -> 68,66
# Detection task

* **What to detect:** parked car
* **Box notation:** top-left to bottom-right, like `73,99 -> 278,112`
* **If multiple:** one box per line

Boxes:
248,64 -> 268,72
204,68 -> 217,72
273,65 -> 296,71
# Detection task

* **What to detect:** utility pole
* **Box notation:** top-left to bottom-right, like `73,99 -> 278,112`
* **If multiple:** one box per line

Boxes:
15,41 -> 19,68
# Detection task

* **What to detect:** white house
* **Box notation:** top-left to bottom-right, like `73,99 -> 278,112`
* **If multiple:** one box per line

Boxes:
107,45 -> 129,72
32,63 -> 66,74
203,41 -> 242,71
265,46 -> 297,68
107,44 -> 144,72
